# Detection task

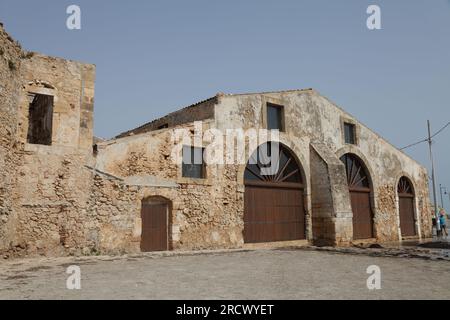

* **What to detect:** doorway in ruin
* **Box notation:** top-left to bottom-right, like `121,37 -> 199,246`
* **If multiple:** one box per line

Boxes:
243,142 -> 306,243
340,153 -> 374,240
27,93 -> 54,145
398,177 -> 416,237
140,197 -> 171,252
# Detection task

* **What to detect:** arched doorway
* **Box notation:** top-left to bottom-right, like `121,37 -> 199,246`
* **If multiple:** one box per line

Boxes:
140,197 -> 171,252
340,153 -> 374,240
244,142 -> 306,243
398,177 -> 416,237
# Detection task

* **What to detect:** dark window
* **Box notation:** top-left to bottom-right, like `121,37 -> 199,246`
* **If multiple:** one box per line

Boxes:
93,144 -> 99,156
27,94 -> 54,145
344,123 -> 356,145
267,103 -> 284,131
182,146 -> 205,179
157,123 -> 169,130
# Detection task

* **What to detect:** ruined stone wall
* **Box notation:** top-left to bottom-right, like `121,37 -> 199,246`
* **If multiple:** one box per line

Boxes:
18,54 -> 95,151
0,31 -> 99,257
0,24 -> 23,251
12,154 -> 94,256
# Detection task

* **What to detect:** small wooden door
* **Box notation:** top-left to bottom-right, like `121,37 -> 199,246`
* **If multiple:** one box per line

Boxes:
398,177 -> 416,237
141,202 -> 168,252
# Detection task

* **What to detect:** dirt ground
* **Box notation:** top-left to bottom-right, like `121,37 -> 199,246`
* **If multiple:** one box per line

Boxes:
0,247 -> 449,300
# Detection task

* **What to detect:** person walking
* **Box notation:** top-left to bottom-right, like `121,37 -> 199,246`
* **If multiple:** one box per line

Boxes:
439,208 -> 448,238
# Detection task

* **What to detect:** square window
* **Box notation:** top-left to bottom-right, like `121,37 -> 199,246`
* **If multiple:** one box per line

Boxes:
267,103 -> 284,131
182,146 -> 206,179
344,122 -> 356,145
27,93 -> 54,146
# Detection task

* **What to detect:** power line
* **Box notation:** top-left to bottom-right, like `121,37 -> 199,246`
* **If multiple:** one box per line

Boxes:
431,121 -> 450,139
401,121 -> 450,150
400,138 -> 428,150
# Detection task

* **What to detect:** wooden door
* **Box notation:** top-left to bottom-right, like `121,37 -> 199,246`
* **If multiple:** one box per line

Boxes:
398,177 -> 416,237
350,190 -> 373,239
141,202 -> 168,252
340,154 -> 374,240
244,185 -> 305,243
244,142 -> 305,243
399,196 -> 416,237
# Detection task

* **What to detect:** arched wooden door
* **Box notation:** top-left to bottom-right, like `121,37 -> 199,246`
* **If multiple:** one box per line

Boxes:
340,154 -> 374,240
398,177 -> 416,237
244,142 -> 305,243
141,198 -> 170,252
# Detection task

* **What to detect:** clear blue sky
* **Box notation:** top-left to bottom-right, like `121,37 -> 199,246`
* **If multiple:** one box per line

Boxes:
1,0 -> 449,209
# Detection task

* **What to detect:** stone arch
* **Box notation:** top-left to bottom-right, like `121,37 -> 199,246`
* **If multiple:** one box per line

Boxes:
238,135 -> 310,196
394,173 -> 417,196
335,146 -> 377,192
26,79 -> 57,90
142,195 -> 172,206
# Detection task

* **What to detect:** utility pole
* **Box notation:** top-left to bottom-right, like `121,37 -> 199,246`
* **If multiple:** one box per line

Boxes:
428,120 -> 441,234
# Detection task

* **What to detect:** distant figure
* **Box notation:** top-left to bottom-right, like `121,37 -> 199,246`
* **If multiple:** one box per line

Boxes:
439,208 -> 448,238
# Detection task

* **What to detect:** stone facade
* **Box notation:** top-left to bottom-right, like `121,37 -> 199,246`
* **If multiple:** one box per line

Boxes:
0,24 -> 432,258
0,23 -> 23,251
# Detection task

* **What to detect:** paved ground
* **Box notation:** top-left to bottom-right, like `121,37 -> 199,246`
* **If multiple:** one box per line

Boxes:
0,248 -> 449,300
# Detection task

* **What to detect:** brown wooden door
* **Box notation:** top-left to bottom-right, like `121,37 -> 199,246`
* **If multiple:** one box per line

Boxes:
243,143 -> 306,244
141,202 -> 168,252
340,154 -> 374,240
399,195 -> 416,237
350,190 -> 374,240
398,177 -> 416,237
244,185 -> 305,243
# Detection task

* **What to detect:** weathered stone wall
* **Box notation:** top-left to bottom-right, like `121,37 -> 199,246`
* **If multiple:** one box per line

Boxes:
93,88 -> 431,251
18,54 -> 95,151
310,143 -> 353,246
95,122 -> 244,251
215,90 -> 433,242
12,154 -> 93,256
0,24 -> 23,251
0,24 -> 99,257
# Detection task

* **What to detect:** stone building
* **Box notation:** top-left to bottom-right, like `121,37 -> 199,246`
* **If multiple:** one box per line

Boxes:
0,24 -> 432,258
